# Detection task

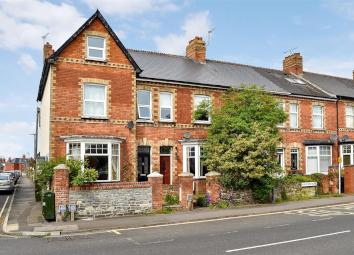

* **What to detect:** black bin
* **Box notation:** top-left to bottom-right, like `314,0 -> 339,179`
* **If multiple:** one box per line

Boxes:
42,192 -> 55,220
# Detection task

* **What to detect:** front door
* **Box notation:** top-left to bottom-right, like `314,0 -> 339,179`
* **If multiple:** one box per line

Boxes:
137,146 -> 150,182
160,156 -> 171,184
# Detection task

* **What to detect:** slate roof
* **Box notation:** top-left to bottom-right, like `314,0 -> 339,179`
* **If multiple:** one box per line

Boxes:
303,72 -> 354,99
37,10 -> 354,101
129,49 -> 334,99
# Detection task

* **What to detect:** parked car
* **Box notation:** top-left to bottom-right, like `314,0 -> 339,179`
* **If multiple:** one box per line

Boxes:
1,172 -> 16,184
0,174 -> 15,193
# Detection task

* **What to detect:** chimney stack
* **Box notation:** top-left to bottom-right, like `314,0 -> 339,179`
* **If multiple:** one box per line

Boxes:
186,36 -> 206,63
43,42 -> 54,60
283,53 -> 303,75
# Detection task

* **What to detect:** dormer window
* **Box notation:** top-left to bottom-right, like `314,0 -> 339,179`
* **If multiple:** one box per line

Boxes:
87,36 -> 106,61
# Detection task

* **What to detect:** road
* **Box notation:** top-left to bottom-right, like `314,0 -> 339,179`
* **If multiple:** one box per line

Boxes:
0,191 -> 12,220
1,203 -> 354,255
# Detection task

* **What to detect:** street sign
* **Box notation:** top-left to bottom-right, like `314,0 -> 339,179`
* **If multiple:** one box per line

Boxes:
301,182 -> 317,187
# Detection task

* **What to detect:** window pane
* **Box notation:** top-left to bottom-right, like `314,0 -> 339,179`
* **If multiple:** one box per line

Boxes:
160,93 -> 171,106
290,113 -> 298,128
88,48 -> 104,59
194,96 -> 210,106
346,106 -> 353,116
307,157 -> 318,174
346,116 -> 354,128
312,115 -> 322,128
313,105 -> 322,115
138,91 -> 151,105
160,146 -> 172,154
88,36 -> 104,48
188,158 -> 195,175
343,145 -> 352,154
343,155 -> 351,166
160,108 -> 171,120
68,143 -> 81,160
200,147 -> 208,176
320,146 -> 331,156
139,106 -> 151,118
319,156 -> 331,173
84,85 -> 105,101
85,155 -> 108,180
290,103 -> 298,113
85,101 -> 104,116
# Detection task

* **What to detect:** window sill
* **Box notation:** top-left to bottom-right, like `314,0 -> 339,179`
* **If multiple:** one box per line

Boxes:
136,119 -> 154,123
85,58 -> 107,63
81,116 -> 108,120
193,121 -> 211,125
159,120 -> 175,124
193,176 -> 206,180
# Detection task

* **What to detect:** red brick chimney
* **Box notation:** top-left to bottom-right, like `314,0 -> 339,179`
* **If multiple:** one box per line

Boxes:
283,53 -> 303,75
43,42 -> 54,60
186,36 -> 206,63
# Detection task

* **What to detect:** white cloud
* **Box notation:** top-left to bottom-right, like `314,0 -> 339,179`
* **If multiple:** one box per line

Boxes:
154,11 -> 211,54
83,0 -> 178,16
0,0 -> 86,50
0,121 -> 35,158
17,53 -> 37,73
305,57 -> 354,78
114,29 -> 126,40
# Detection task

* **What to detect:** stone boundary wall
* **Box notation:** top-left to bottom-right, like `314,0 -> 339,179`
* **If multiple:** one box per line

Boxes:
69,183 -> 152,218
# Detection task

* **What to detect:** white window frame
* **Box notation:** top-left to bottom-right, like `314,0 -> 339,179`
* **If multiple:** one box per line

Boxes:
137,90 -> 152,120
159,92 -> 173,122
182,142 -> 205,178
194,95 -> 211,124
83,84 -> 107,118
86,36 -> 106,61
305,145 -> 332,175
346,106 -> 354,128
289,103 -> 298,128
340,144 -> 354,168
65,138 -> 121,182
277,148 -> 285,170
290,148 -> 299,171
277,101 -> 285,127
312,105 -> 324,129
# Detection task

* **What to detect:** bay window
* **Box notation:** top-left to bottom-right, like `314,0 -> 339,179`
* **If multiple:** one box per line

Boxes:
65,138 -> 121,181
137,90 -> 152,120
306,145 -> 332,174
346,106 -> 354,128
160,92 -> 173,121
182,142 -> 208,178
312,105 -> 323,129
83,84 -> 106,118
87,36 -> 106,61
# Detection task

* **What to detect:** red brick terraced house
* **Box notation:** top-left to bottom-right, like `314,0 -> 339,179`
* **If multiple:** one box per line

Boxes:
36,10 -> 354,186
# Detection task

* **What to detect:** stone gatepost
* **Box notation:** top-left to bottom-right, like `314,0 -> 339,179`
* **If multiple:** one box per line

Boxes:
178,172 -> 194,209
344,165 -> 354,193
53,164 -> 70,219
148,171 -> 164,211
206,171 -> 221,204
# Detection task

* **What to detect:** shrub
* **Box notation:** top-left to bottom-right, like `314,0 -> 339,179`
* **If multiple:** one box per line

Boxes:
213,200 -> 229,209
251,175 -> 277,203
164,193 -> 179,205
71,168 -> 98,185
196,195 -> 208,207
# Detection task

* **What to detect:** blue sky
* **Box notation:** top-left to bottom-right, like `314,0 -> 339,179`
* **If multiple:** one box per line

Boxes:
1,0 -> 354,158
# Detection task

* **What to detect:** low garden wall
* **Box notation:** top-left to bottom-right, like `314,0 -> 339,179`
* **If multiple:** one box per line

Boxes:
69,182 -> 152,217
221,189 -> 255,205
276,182 -> 317,201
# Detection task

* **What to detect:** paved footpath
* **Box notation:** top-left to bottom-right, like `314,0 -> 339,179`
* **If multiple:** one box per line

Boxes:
4,175 -> 354,235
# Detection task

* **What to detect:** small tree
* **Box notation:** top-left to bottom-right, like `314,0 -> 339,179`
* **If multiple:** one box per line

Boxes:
203,85 -> 287,200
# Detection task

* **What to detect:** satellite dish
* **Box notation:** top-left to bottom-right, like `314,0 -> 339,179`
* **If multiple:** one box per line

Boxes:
343,135 -> 349,142
330,134 -> 338,143
183,132 -> 191,139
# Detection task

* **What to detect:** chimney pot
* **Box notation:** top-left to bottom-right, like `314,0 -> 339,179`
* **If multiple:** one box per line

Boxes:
43,42 -> 54,60
283,52 -> 303,75
186,36 -> 206,63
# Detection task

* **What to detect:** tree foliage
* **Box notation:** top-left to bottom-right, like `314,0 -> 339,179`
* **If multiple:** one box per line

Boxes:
203,85 -> 287,191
